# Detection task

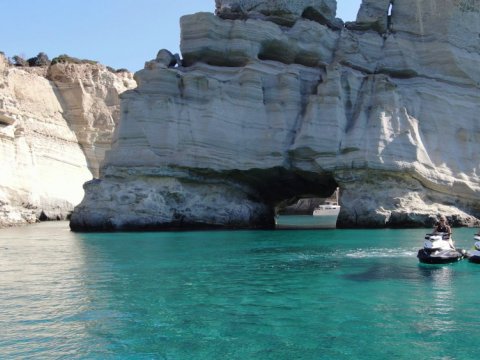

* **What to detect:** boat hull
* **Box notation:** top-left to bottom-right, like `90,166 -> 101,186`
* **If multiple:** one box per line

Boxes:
275,215 -> 338,229
469,255 -> 480,264
417,248 -> 464,264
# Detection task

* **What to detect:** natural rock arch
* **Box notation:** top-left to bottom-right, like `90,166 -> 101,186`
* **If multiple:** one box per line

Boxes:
70,0 -> 480,231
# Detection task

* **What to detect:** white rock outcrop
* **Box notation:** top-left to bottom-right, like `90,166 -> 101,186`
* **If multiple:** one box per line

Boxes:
0,54 -> 135,227
71,0 -> 480,230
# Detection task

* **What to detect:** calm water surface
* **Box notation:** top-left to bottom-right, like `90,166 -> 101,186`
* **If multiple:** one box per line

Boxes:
1,222 -> 480,359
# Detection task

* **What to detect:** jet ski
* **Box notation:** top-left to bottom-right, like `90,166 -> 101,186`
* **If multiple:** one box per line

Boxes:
466,234 -> 480,263
417,232 -> 465,264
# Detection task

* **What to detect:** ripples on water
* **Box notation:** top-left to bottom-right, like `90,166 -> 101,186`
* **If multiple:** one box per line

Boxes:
1,223 -> 480,359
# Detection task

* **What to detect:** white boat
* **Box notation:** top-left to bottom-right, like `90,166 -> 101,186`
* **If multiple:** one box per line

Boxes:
275,189 -> 341,229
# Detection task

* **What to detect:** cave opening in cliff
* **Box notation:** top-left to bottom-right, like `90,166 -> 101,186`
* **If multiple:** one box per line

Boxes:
227,168 -> 339,217
269,174 -> 343,230
274,185 -> 339,217
253,170 -> 338,218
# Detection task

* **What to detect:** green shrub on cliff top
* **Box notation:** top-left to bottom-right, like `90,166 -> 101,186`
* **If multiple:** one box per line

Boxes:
10,52 -> 51,67
106,66 -> 130,73
27,52 -> 50,66
51,54 -> 98,65
12,55 -> 29,67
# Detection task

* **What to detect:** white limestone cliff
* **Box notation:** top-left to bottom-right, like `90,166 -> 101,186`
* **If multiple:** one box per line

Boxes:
0,54 -> 135,227
70,0 -> 480,230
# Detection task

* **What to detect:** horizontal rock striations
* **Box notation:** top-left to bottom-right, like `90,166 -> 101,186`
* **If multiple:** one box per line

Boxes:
0,54 -> 135,227
47,63 -> 136,177
71,0 -> 480,230
214,0 -> 341,28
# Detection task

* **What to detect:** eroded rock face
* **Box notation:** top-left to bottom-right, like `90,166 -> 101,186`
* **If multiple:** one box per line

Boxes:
71,0 -> 480,230
180,12 -> 339,67
47,63 -> 136,177
215,0 -> 340,27
0,54 -> 135,227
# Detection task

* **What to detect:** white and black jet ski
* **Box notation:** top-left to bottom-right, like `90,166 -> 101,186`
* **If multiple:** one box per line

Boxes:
417,232 -> 465,264
466,234 -> 480,264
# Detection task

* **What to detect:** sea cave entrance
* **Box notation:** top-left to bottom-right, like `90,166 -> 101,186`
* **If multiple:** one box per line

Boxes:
275,187 -> 339,217
227,167 -> 339,228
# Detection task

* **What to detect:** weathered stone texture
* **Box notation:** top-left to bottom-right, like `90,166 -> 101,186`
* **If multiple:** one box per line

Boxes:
215,0 -> 338,26
70,0 -> 480,230
0,54 -> 135,227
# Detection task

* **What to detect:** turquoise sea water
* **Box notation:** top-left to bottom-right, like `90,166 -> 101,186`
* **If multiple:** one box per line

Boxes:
1,222 -> 480,359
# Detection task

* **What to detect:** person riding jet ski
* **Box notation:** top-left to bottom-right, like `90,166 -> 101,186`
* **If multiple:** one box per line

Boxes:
433,215 -> 454,248
417,215 -> 465,264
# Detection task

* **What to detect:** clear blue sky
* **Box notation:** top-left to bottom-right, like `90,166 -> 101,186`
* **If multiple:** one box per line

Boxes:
1,0 -> 361,72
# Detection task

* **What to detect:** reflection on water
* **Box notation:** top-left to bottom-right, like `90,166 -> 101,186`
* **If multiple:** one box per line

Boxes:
1,222 -> 480,359
419,266 -> 456,333
0,222 -> 92,357
431,267 -> 455,314
409,264 -> 475,349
